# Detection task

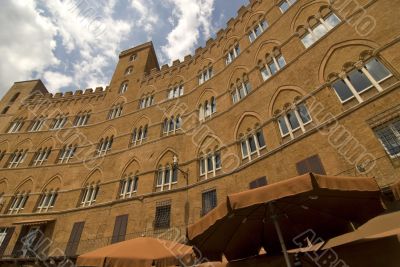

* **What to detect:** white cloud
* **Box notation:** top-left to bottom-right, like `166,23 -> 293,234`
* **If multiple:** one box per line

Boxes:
161,0 -> 215,62
42,0 -> 132,90
129,0 -> 158,35
0,1 -> 58,97
43,71 -> 73,93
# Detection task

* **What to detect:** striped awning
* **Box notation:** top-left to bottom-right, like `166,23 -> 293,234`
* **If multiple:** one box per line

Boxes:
13,219 -> 55,226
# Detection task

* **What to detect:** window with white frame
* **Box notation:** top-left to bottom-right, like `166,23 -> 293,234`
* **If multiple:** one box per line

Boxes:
8,150 -> 27,168
163,116 -> 182,135
168,85 -> 184,99
58,145 -> 77,164
97,136 -> 113,156
0,228 -> 7,246
198,67 -> 213,85
278,0 -> 297,13
231,81 -> 252,103
108,105 -> 123,120
36,190 -> 57,213
301,12 -> 341,48
248,20 -> 269,43
225,45 -> 240,65
73,112 -> 90,127
277,104 -> 312,138
125,66 -> 133,75
119,175 -> 138,199
331,58 -> 392,103
8,193 -> 29,214
131,125 -> 148,146
8,119 -> 24,133
32,147 -> 51,166
156,165 -> 178,191
374,118 -> 400,158
29,117 -> 45,132
199,151 -> 222,179
80,185 -> 99,207
260,53 -> 286,81
139,95 -> 154,109
119,82 -> 129,94
199,97 -> 216,121
240,130 -> 266,161
51,115 -> 68,130
202,189 -> 217,216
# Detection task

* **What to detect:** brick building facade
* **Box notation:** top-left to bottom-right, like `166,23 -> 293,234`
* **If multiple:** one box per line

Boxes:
0,0 -> 399,264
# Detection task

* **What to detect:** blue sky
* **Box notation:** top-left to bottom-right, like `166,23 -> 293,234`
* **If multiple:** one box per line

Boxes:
0,0 -> 248,97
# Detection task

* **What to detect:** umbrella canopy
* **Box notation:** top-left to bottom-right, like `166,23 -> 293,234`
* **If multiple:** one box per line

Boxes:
322,210 -> 400,249
76,237 -> 194,267
187,173 -> 384,263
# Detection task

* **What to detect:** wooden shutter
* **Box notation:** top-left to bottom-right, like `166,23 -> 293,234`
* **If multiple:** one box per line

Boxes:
111,214 -> 128,244
249,176 -> 268,189
65,221 -> 85,257
0,227 -> 15,256
296,154 -> 326,175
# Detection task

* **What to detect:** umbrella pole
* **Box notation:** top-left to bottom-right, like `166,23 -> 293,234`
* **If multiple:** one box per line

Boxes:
269,203 -> 292,267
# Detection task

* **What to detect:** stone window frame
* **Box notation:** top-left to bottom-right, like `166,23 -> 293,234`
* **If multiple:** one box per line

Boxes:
124,66 -> 133,75
7,149 -> 27,168
58,144 -> 77,164
373,118 -> 400,159
167,83 -> 184,100
80,184 -> 99,207
239,126 -> 266,161
8,192 -> 29,214
299,9 -> 342,49
199,96 -> 217,121
73,111 -> 91,127
248,18 -> 269,43
131,125 -> 148,146
198,65 -> 214,85
155,164 -> 178,192
225,43 -> 241,65
119,81 -> 129,94
36,189 -> 58,213
139,93 -> 155,109
96,136 -> 113,157
32,147 -> 52,166
29,116 -> 46,132
259,48 -> 286,81
201,189 -> 217,216
276,102 -> 313,139
162,115 -> 182,135
329,57 -> 393,104
230,74 -> 252,104
278,0 -> 297,13
107,104 -> 123,120
119,173 -> 139,199
199,149 -> 222,179
50,114 -> 68,130
7,118 -> 25,133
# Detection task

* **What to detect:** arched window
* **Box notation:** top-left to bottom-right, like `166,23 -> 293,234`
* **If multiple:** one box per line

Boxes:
300,12 -> 341,48
199,150 -> 222,179
120,174 -> 139,199
156,164 -> 178,191
260,50 -> 286,81
36,190 -> 58,213
331,58 -> 392,104
240,129 -> 267,162
125,66 -> 133,75
119,82 -> 129,94
8,192 -> 29,214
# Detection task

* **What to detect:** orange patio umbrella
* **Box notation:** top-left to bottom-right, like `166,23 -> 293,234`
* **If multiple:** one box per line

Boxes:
76,237 -> 194,267
188,173 -> 385,267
